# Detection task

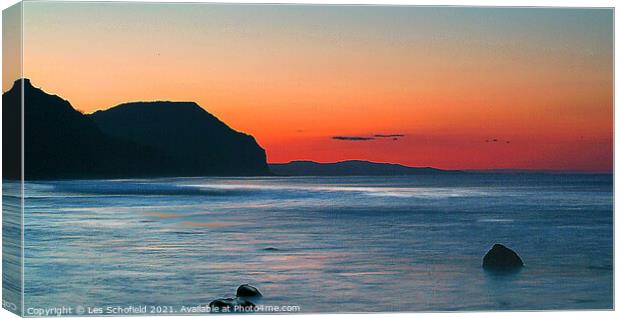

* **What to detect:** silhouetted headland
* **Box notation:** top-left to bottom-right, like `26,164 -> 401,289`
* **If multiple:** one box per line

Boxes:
90,101 -> 268,177
2,79 -> 269,179
269,160 -> 462,176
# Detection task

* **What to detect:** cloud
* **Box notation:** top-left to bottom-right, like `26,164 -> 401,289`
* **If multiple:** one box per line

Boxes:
485,138 -> 511,144
332,136 -> 375,141
374,134 -> 405,138
331,133 -> 406,141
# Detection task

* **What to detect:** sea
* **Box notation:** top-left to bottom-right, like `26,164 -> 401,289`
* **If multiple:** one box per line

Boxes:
2,174 -> 613,314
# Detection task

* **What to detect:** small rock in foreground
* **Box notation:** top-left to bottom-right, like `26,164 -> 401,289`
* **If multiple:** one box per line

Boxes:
236,284 -> 262,297
208,297 -> 256,313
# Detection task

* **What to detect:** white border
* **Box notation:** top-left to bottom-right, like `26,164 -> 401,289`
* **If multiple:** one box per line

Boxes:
0,1 -> 616,318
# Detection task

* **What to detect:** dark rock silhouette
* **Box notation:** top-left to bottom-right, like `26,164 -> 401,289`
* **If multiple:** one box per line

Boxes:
2,80 -> 21,180
208,284 -> 261,313
236,284 -> 262,298
208,298 -> 256,312
90,101 -> 269,176
2,79 -> 269,179
482,244 -> 524,271
269,160 -> 461,176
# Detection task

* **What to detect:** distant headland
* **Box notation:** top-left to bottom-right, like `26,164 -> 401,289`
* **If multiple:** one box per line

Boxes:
269,160 -> 462,176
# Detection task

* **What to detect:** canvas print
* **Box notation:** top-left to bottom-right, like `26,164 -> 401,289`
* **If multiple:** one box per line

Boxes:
1,1 -> 613,316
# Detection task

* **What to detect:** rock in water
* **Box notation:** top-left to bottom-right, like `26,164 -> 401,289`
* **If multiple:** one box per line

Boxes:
209,298 -> 235,310
236,284 -> 262,297
208,284 -> 262,313
482,244 -> 524,270
208,298 -> 255,313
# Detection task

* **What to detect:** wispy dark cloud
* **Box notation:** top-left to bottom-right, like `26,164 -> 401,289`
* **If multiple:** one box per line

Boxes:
374,134 -> 405,138
332,133 -> 406,141
332,136 -> 375,141
485,138 -> 511,144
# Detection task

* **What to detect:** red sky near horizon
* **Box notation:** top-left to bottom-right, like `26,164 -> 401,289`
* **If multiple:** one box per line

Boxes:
4,4 -> 613,172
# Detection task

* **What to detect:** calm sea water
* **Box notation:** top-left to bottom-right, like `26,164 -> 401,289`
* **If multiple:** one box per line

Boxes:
3,174 -> 613,314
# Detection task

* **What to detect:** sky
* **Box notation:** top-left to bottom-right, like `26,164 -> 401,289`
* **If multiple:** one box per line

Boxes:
4,2 -> 613,171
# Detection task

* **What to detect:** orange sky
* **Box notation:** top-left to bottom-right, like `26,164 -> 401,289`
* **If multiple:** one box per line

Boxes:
5,3 -> 613,171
